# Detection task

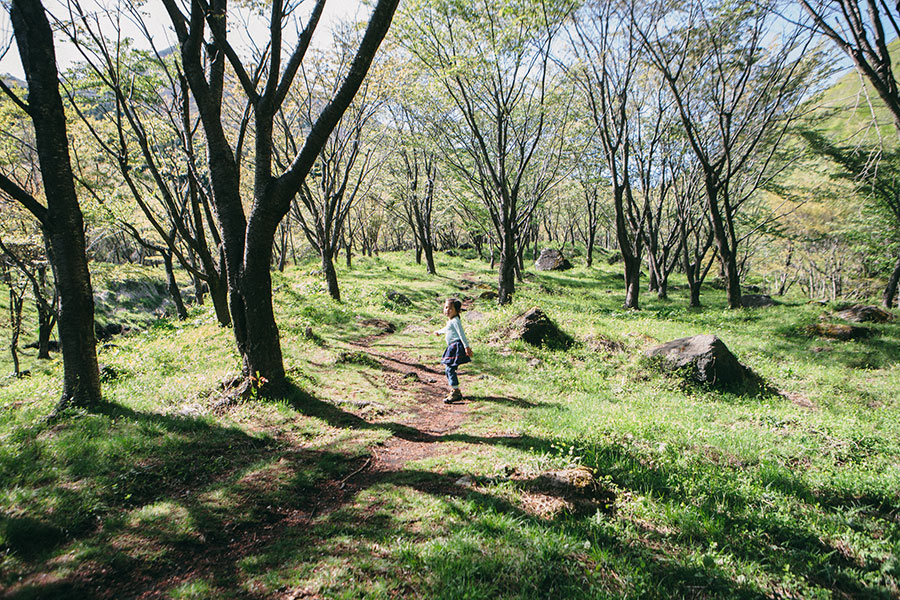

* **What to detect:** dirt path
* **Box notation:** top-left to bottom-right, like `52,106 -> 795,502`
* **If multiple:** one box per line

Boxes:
348,336 -> 469,472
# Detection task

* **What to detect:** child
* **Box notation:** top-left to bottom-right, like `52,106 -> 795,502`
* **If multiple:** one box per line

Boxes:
434,297 -> 473,403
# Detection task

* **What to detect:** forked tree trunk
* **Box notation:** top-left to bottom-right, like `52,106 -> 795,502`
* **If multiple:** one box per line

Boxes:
10,0 -> 101,410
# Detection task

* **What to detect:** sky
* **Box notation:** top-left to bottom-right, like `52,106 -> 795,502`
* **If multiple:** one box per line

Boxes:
0,0 -> 367,80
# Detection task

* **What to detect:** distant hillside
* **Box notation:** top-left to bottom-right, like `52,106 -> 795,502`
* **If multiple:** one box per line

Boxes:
1,73 -> 27,89
810,37 -> 900,145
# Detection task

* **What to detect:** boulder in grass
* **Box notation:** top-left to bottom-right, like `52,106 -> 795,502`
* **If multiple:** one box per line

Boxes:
811,322 -> 871,341
836,304 -> 894,323
741,294 -> 776,308
509,307 -> 573,349
644,334 -> 752,388
534,248 -> 572,271
385,290 -> 412,306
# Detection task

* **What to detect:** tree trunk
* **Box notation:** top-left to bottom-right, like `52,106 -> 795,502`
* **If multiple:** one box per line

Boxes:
497,230 -> 516,304
422,239 -> 436,275
240,222 -> 286,387
705,181 -> 741,308
657,274 -> 669,300
162,251 -> 188,319
322,248 -> 340,301
623,255 -> 641,309
37,313 -> 53,359
11,0 -> 101,410
882,252 -> 900,309
6,283 -> 23,376
586,229 -> 595,267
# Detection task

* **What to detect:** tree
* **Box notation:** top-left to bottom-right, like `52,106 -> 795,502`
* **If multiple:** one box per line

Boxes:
801,129 -> 900,306
638,0 -> 819,308
0,0 -> 101,411
399,0 -> 572,304
155,0 -> 399,390
567,0 -> 647,308
287,35 -> 387,301
58,25 -> 232,326
800,0 -> 900,307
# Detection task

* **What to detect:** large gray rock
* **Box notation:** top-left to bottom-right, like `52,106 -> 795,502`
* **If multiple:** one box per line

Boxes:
645,334 -> 751,388
836,304 -> 894,323
741,294 -> 776,308
534,248 -> 572,271
509,307 -> 573,349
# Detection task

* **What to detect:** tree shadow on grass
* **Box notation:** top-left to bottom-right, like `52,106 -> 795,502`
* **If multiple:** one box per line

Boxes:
7,388 -> 898,599
769,322 -> 900,370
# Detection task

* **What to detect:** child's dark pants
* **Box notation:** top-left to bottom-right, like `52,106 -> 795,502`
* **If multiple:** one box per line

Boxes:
445,364 -> 459,387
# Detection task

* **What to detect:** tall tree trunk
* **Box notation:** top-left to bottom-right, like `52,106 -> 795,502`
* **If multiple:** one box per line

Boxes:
586,229 -> 595,268
422,238 -> 436,275
705,181 -> 741,308
162,250 -> 189,320
883,252 -> 900,309
497,229 -> 516,304
321,248 -> 340,301
623,255 -> 641,309
614,187 -> 641,310
10,0 -> 101,410
37,312 -> 53,359
657,275 -> 669,300
241,219 -> 286,385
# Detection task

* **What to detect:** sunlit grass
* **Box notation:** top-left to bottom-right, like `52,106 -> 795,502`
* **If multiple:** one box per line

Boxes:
1,250 -> 898,598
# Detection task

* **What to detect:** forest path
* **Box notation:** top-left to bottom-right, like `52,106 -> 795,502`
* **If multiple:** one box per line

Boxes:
347,330 -> 469,473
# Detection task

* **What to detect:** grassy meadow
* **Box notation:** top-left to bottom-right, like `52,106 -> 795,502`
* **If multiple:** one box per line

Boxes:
1,250 -> 899,599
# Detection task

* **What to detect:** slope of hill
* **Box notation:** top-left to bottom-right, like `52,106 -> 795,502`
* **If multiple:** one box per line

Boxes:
1,251 -> 898,598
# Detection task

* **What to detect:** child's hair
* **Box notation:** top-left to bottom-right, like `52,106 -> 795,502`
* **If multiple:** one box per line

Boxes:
446,297 -> 463,313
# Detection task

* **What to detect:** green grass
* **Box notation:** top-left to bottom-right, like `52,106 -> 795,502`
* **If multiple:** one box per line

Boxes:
1,251 -> 899,598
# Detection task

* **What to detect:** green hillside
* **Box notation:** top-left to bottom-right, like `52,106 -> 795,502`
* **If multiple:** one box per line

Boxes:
1,252 -> 898,599
811,38 -> 900,145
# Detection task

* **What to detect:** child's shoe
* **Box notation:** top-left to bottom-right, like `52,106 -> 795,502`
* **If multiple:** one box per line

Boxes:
443,389 -> 463,404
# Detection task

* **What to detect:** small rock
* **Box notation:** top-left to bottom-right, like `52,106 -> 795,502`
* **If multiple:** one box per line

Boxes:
386,290 -> 412,306
509,307 -> 573,349
427,377 -> 438,383
403,371 -> 420,382
534,248 -> 572,271
741,294 -> 776,308
357,318 -> 396,334
585,335 -> 625,353
836,304 -> 894,323
811,322 -> 871,340
456,475 -> 473,488
479,290 -> 498,300
527,358 -> 543,369
177,404 -> 204,417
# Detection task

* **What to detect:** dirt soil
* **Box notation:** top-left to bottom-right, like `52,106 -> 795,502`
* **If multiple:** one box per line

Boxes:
348,337 -> 470,472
